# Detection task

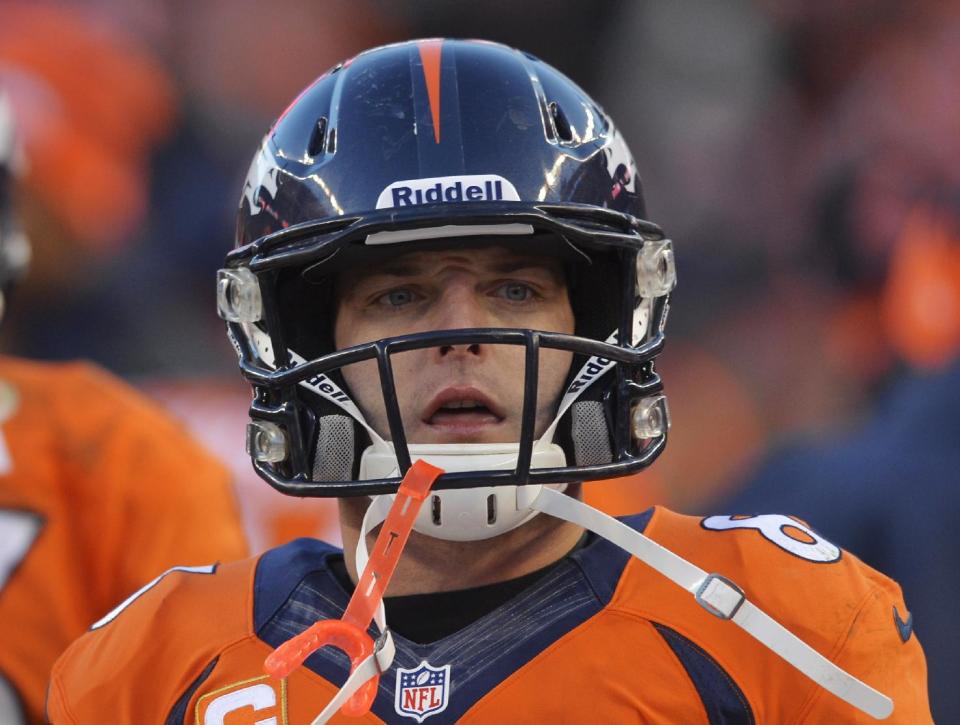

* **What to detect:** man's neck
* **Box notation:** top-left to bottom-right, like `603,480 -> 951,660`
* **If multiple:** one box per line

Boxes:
338,485 -> 585,596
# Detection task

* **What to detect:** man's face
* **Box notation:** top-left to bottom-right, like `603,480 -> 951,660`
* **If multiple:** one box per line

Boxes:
334,244 -> 574,444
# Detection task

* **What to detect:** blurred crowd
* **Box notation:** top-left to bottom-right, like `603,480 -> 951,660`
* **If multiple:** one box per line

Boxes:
1,0 -> 958,719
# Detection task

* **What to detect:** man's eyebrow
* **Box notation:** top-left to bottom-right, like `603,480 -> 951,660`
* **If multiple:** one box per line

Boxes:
491,258 -> 566,282
491,259 -> 558,273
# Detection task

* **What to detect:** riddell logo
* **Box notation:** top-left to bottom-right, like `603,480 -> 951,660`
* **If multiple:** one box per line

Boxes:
376,174 -> 520,209
566,356 -> 614,395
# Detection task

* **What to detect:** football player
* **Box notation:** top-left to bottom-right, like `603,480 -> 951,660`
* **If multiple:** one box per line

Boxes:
49,40 -> 930,724
0,95 -> 249,725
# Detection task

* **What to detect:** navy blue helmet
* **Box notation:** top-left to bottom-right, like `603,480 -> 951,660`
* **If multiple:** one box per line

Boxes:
220,39 -> 675,500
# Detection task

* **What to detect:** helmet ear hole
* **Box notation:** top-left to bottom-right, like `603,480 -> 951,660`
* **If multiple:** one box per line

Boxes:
311,414 -> 356,481
570,400 -> 614,466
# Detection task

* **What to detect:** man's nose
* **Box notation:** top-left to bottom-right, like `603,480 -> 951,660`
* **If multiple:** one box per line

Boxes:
431,284 -> 488,359
438,341 -> 482,358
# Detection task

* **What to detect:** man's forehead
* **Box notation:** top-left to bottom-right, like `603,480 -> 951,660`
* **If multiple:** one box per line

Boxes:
345,243 -> 565,279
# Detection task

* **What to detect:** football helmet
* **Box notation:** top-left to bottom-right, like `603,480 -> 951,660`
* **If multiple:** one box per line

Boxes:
220,39 -> 676,539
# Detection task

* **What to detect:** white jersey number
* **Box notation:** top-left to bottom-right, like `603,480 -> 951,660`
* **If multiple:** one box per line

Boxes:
204,683 -> 278,725
702,514 -> 841,563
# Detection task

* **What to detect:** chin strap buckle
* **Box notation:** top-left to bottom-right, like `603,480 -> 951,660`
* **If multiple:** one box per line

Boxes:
373,627 -> 396,671
695,574 -> 745,620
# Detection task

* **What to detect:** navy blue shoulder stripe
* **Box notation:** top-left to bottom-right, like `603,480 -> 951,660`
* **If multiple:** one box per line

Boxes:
654,624 -> 754,725
166,657 -> 219,725
254,537 -> 343,630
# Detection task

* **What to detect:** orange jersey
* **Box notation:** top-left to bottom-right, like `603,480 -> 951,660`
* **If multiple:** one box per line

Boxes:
49,507 -> 930,724
0,357 -> 249,724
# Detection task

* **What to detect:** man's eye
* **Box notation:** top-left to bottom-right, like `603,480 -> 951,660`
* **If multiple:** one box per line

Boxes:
497,283 -> 534,302
378,289 -> 417,307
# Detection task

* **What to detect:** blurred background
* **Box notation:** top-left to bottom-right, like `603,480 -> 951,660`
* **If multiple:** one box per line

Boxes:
1,0 -> 957,719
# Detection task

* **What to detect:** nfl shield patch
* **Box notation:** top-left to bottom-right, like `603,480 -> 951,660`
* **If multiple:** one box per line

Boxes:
394,661 -> 451,722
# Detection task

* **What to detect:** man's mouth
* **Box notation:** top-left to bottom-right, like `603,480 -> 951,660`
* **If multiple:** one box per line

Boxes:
422,388 -> 505,428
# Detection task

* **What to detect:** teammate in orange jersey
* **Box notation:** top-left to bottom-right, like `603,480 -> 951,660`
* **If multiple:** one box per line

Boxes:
0,97 -> 249,724
49,40 -> 930,724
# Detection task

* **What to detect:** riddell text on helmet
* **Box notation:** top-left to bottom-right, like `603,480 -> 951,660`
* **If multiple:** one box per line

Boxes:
566,357 -> 614,395
376,174 -> 521,209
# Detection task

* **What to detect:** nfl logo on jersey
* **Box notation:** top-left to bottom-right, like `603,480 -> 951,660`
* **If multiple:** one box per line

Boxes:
394,661 -> 451,722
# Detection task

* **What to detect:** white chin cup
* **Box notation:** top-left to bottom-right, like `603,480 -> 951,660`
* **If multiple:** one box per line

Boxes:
358,442 -> 567,541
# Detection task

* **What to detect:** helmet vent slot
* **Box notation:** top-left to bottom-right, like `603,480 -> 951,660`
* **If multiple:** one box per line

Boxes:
486,494 -> 497,525
307,117 -> 328,157
326,127 -> 337,154
431,495 -> 442,526
549,102 -> 574,143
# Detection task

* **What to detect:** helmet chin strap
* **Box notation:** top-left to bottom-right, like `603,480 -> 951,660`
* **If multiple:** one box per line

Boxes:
520,489 -> 894,720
